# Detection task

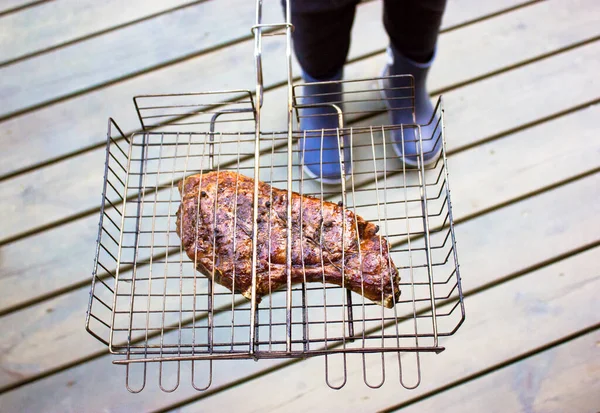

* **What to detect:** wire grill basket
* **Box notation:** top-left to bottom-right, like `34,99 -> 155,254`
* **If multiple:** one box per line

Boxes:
86,0 -> 464,393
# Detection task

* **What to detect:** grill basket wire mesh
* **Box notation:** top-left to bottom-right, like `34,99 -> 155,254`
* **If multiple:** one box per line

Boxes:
85,0 -> 464,394
86,78 -> 464,392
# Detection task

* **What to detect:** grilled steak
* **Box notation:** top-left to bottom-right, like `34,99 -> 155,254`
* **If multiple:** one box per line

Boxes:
176,171 -> 400,308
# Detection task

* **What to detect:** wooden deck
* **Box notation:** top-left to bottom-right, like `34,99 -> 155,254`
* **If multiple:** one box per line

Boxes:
1,0 -> 599,411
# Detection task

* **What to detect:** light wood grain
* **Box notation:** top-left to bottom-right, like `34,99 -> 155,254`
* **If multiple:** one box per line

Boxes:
0,217 -> 98,313
398,331 -> 600,413
171,213 -> 600,413
1,102 -> 599,391
0,0 -> 534,178
1,176 -> 598,411
0,0 -> 43,15
0,0 -> 554,311
0,0 -> 282,120
0,0 -> 195,64
2,31 -> 599,315
1,0 -> 599,411
2,7 -> 599,244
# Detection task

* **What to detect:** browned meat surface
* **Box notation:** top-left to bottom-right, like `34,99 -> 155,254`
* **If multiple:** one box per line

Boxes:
176,171 -> 400,308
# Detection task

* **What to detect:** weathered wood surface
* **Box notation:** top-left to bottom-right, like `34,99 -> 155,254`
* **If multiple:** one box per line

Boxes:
2,0 -> 588,313
0,0 -> 280,121
398,331 -> 600,413
3,40 -> 598,313
2,101 -> 597,392
0,0 -> 533,178
1,0 -> 599,411
2,3 -> 599,243
172,218 -> 600,413
2,176 -> 598,411
0,0 -> 196,64
0,0 -> 43,15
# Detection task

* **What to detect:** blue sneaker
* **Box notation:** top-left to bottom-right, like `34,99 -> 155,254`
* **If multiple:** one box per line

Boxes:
297,70 -> 351,185
381,44 -> 442,167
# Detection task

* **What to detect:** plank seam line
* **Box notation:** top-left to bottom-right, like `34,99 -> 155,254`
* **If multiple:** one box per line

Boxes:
0,0 -> 212,69
1,93 -> 598,249
378,322 -> 600,413
0,19 -> 595,183
150,241 -> 600,413
447,99 -> 600,158
2,217 -> 599,398
433,0 -> 543,35
431,34 -> 600,96
0,0 -> 536,125
0,0 -> 49,18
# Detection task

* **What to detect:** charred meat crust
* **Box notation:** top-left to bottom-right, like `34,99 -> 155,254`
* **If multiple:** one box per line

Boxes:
176,171 -> 400,308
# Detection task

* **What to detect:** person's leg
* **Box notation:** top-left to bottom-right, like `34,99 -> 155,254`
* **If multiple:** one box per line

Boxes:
287,1 -> 359,183
382,0 -> 447,166
288,1 -> 358,80
383,0 -> 446,64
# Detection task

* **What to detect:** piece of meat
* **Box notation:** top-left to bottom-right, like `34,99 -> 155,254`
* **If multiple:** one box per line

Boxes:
176,171 -> 400,308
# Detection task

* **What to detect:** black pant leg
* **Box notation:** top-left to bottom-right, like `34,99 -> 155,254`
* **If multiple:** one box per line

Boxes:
383,0 -> 447,63
289,2 -> 359,79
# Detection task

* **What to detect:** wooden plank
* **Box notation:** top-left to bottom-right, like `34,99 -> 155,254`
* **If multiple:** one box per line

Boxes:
1,102 -> 599,391
2,23 -> 599,316
0,0 -> 283,120
0,217 -> 98,313
398,331 -> 600,413
1,178 -> 598,411
0,0 -> 196,65
2,2 -> 598,243
0,0 -> 550,312
0,0 -> 533,178
171,224 -> 600,413
0,0 -> 43,15
1,0 -> 600,384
